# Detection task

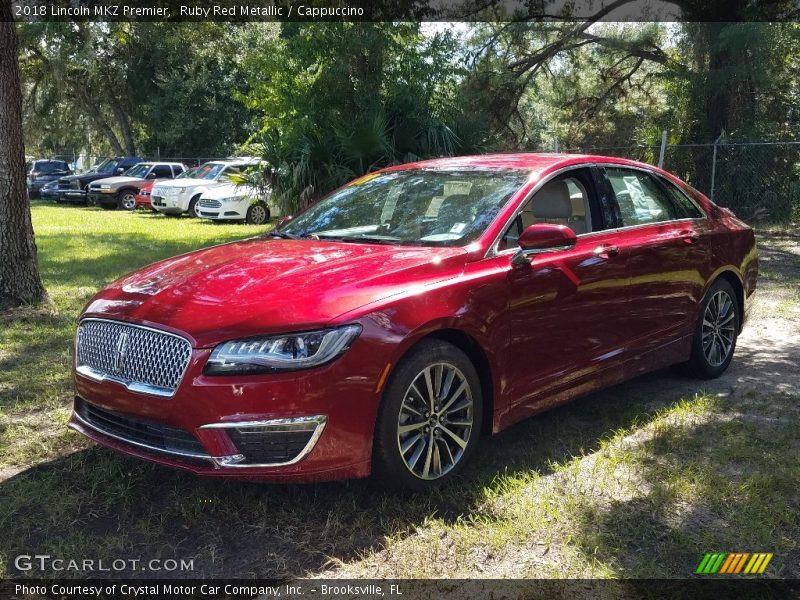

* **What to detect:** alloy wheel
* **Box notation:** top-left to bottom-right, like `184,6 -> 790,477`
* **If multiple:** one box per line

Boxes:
120,192 -> 137,211
249,204 -> 267,224
702,290 -> 736,367
396,362 -> 474,480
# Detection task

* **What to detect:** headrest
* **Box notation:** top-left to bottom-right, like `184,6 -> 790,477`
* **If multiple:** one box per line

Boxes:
533,180 -> 572,219
438,194 -> 471,217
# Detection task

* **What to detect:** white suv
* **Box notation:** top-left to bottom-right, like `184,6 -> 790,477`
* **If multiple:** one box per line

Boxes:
196,179 -> 282,225
150,159 -> 260,217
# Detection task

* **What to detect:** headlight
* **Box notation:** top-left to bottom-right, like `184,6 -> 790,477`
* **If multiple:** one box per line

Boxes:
100,184 -> 111,189
221,196 -> 242,203
204,324 -> 362,375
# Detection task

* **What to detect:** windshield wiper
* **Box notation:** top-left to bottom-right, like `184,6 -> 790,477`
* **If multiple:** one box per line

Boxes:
314,234 -> 401,245
267,230 -> 302,240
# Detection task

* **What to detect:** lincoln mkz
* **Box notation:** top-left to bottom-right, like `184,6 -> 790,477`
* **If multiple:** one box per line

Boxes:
70,154 -> 757,490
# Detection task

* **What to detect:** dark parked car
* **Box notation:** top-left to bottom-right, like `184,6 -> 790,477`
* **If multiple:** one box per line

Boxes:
27,159 -> 71,196
57,156 -> 143,204
69,154 -> 757,491
39,179 -> 61,201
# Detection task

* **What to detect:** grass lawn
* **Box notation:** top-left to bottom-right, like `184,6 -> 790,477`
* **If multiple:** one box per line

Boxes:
1,203 -> 798,579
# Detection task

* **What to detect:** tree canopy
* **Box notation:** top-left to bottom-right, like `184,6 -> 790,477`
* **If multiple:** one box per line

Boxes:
17,19 -> 800,210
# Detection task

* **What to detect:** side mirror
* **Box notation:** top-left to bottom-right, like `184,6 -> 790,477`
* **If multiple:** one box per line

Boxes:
512,223 -> 576,265
276,215 -> 293,229
146,172 -> 157,179
116,167 -> 125,174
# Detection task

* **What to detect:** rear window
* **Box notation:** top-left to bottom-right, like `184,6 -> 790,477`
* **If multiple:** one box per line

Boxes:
33,161 -> 67,173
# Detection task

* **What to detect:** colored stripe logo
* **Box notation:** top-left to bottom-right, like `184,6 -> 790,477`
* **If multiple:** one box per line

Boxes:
696,552 -> 773,574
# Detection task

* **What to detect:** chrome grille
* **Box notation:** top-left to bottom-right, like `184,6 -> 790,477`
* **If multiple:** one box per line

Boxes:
76,319 -> 192,397
198,198 -> 222,208
58,178 -> 79,190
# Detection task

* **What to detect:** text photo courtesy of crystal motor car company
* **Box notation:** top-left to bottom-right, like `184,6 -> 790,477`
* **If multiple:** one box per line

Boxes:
69,153 -> 757,491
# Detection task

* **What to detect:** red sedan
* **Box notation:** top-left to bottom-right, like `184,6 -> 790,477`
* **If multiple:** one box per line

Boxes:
69,154 -> 758,490
135,180 -> 154,210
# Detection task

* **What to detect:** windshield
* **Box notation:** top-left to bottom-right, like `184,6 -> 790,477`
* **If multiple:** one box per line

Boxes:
280,169 -> 529,247
192,163 -> 230,181
95,159 -> 119,174
177,165 -> 201,179
122,163 -> 152,178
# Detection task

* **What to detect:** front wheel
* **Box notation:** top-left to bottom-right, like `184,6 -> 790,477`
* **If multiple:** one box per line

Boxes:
187,196 -> 201,218
118,190 -> 137,211
246,201 -> 269,225
372,340 -> 482,491
680,279 -> 740,379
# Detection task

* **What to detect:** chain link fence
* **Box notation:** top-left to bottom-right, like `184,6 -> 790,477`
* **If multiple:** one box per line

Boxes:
573,141 -> 800,223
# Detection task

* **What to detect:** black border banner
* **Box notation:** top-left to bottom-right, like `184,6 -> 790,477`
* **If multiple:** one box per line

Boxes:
3,579 -> 800,600
7,0 -> 800,22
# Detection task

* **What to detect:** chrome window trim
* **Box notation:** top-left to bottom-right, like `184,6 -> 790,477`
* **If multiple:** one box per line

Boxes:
486,161 -> 709,258
200,415 -> 327,468
75,318 -> 193,398
70,408 -> 213,462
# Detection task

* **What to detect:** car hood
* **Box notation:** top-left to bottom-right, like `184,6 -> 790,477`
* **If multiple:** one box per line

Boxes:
201,183 -> 257,199
90,176 -> 143,186
155,177 -> 216,189
82,238 -> 467,347
60,172 -> 113,183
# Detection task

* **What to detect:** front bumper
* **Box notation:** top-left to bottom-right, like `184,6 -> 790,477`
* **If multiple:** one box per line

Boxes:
71,331 -> 389,481
88,191 -> 116,204
58,189 -> 87,202
151,193 -> 188,215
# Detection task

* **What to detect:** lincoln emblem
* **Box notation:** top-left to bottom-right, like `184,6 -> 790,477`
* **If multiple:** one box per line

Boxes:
113,332 -> 130,373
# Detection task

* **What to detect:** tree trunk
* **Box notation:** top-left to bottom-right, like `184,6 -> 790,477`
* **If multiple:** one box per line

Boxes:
0,15 -> 48,309
107,88 -> 136,154
72,84 -> 126,155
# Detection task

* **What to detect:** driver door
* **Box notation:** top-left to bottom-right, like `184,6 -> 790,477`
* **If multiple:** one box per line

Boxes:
502,167 -> 633,422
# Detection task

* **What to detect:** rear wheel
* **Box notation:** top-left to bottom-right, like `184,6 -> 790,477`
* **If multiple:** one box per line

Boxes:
372,340 -> 482,491
679,278 -> 739,379
246,201 -> 269,225
118,190 -> 137,211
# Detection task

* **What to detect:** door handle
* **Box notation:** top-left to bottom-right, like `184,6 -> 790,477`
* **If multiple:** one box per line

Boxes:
679,229 -> 700,244
593,244 -> 620,258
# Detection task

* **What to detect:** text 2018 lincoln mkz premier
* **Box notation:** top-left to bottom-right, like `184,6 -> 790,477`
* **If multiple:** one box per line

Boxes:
69,154 -> 757,490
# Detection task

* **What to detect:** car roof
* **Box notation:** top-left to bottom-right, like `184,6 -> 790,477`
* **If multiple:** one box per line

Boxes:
380,153 -> 663,177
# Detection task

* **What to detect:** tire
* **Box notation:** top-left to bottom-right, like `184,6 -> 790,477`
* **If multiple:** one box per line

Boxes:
187,196 -> 201,218
246,201 -> 269,225
372,340 -> 482,492
117,190 -> 137,211
679,278 -> 740,379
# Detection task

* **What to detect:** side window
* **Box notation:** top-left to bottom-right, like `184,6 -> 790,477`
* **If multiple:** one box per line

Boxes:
151,165 -> 173,178
659,178 -> 705,219
172,165 -> 185,177
605,168 -> 678,226
500,171 -> 593,251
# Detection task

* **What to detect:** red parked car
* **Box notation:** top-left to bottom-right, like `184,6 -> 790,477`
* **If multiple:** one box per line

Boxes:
69,154 -> 758,490
135,180 -> 155,210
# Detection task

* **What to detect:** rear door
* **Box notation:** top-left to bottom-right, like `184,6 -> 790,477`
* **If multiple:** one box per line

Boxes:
600,166 -> 710,374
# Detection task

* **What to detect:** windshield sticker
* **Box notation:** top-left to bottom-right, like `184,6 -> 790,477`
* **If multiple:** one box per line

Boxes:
444,181 -> 473,196
350,172 -> 382,186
